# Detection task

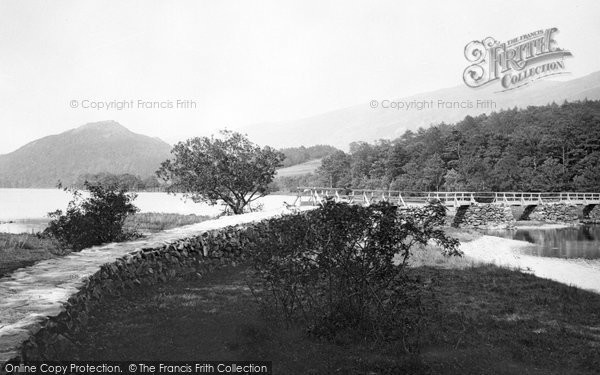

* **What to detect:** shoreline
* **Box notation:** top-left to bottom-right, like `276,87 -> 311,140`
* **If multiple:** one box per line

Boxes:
460,234 -> 600,294
513,220 -> 582,230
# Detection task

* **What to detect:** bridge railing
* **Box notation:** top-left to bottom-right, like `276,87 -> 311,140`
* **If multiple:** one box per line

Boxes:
295,188 -> 600,207
494,192 -> 600,204
295,188 -> 478,207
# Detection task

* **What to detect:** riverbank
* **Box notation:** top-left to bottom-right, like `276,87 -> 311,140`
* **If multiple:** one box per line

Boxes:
460,234 -> 600,294
0,213 -> 211,279
513,220 -> 581,230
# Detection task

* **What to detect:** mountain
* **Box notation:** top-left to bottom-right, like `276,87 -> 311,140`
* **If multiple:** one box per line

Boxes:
0,121 -> 172,188
243,71 -> 600,149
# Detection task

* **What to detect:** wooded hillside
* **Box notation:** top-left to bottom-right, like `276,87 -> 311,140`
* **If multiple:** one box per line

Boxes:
313,100 -> 600,192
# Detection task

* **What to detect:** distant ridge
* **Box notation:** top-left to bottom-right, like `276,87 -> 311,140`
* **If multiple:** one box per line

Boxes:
0,121 -> 172,188
243,71 -> 600,149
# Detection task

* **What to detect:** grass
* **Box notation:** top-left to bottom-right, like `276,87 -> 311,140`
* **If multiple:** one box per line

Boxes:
408,244 -> 479,269
0,213 -> 211,278
443,226 -> 482,243
0,233 -> 63,278
49,237 -> 600,374
276,158 -> 322,177
123,212 -> 211,233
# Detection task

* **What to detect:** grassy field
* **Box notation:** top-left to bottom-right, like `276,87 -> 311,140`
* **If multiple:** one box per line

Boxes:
123,212 -> 210,233
50,241 -> 600,374
276,158 -> 322,177
0,213 -> 210,278
0,233 -> 63,278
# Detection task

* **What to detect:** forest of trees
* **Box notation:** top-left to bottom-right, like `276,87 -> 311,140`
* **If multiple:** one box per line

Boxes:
297,100 -> 600,192
74,173 -> 162,191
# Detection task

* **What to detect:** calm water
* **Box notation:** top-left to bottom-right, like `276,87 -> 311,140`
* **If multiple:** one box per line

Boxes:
484,225 -> 600,259
0,218 -> 50,234
0,188 -> 293,234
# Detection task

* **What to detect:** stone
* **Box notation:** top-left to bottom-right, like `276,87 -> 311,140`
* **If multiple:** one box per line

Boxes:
454,203 -> 516,228
529,203 -> 579,223
1,207 -> 313,362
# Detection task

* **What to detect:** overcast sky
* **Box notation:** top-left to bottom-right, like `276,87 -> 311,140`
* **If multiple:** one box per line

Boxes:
1,0 -> 599,153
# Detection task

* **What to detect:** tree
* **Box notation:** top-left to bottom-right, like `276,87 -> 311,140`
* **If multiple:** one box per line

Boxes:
44,182 -> 139,251
391,161 -> 423,190
531,158 -> 567,191
316,150 -> 351,187
142,175 -> 161,189
156,130 -> 285,214
386,142 -> 409,181
573,152 -> 600,191
422,153 -> 446,191
443,169 -> 465,191
75,172 -> 147,190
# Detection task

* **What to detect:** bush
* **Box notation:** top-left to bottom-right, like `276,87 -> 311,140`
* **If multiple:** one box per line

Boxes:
248,200 -> 460,345
44,182 -> 140,251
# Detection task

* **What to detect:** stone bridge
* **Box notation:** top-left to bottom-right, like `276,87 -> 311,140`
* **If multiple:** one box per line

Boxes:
293,188 -> 600,227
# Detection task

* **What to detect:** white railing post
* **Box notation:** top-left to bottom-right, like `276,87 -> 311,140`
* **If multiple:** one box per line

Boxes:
399,193 -> 406,207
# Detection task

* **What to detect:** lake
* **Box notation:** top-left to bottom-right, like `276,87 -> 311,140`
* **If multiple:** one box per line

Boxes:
0,188 -> 296,234
484,225 -> 600,259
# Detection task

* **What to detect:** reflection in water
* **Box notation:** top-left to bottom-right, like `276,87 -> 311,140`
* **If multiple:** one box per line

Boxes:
484,225 -> 600,259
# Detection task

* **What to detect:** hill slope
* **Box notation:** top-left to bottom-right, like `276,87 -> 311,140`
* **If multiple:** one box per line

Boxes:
276,158 -> 322,177
243,71 -> 600,149
0,121 -> 172,187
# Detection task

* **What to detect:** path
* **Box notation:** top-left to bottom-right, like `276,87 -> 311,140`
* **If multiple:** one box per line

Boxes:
0,208 -> 299,363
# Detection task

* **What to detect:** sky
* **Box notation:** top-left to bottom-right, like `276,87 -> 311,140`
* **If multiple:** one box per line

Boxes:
1,0 -> 599,153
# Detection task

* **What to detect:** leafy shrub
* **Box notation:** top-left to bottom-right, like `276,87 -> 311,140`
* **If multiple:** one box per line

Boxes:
248,199 -> 460,345
44,182 -> 140,251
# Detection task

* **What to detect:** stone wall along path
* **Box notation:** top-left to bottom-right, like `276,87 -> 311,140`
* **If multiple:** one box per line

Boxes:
0,207 -> 305,364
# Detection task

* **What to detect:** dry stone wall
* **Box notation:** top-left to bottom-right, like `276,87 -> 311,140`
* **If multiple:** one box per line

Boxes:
17,226 -> 253,361
453,202 -> 590,227
454,203 -> 516,229
0,208 -> 305,367
529,203 -> 579,223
